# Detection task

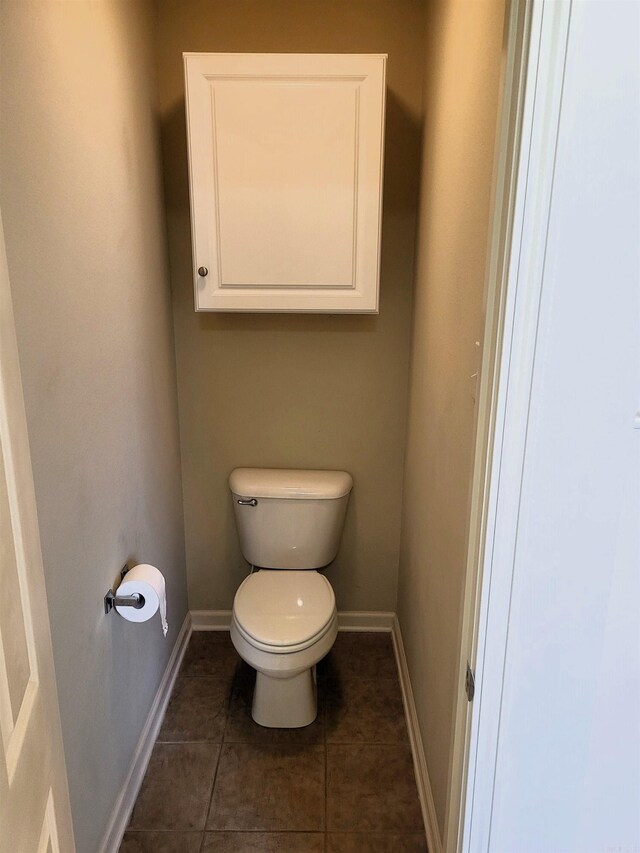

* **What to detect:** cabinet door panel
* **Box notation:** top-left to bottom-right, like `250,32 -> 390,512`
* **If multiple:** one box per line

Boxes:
184,53 -> 385,312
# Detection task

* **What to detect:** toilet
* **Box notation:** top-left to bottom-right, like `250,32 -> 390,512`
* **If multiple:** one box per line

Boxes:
229,467 -> 353,728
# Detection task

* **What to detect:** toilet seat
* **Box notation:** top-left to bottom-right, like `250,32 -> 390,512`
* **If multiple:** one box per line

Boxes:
233,570 -> 336,654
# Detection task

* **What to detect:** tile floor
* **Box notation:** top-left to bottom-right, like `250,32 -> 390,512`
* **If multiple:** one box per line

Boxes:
120,631 -> 427,852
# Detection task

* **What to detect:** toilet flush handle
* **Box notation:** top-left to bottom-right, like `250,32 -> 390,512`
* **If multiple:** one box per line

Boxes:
237,498 -> 258,507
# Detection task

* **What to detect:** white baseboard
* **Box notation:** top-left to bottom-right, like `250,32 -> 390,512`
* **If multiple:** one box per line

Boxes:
190,609 -> 232,631
190,609 -> 395,633
337,610 -> 394,631
99,612 -> 192,853
392,615 -> 443,853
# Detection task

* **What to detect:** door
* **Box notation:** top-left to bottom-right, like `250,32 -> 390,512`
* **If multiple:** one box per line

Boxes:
461,0 -> 640,850
0,208 -> 75,851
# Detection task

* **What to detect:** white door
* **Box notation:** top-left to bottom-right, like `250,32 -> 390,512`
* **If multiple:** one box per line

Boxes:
462,1 -> 640,850
0,209 -> 75,851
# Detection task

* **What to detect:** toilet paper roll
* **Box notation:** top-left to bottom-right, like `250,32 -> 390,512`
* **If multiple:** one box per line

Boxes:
115,564 -> 168,637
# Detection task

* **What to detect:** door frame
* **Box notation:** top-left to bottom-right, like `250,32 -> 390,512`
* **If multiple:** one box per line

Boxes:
444,1 -> 573,850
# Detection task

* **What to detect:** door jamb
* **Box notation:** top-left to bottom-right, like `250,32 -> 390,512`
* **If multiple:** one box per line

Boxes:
443,1 -> 536,849
445,0 -> 575,848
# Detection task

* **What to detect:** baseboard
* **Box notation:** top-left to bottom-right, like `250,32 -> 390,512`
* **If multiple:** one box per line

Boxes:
190,609 -> 232,631
337,610 -> 394,631
190,609 -> 395,633
392,615 -> 443,853
99,612 -> 192,853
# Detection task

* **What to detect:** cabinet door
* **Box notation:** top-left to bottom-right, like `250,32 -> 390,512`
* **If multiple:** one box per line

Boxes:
184,53 -> 386,313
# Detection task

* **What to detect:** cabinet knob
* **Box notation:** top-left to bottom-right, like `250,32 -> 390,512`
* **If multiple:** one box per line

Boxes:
198,266 -> 209,277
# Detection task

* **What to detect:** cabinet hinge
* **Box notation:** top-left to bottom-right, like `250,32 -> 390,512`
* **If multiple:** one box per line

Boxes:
465,663 -> 475,702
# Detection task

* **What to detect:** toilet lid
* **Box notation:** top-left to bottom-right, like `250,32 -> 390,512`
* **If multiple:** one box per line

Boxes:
233,571 -> 335,648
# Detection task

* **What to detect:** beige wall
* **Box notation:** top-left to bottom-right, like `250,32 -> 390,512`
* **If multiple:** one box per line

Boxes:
155,0 -> 426,611
0,2 -> 187,850
398,0 -> 505,839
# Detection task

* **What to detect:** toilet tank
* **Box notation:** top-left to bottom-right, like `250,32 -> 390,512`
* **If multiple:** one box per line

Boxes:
229,468 -> 353,569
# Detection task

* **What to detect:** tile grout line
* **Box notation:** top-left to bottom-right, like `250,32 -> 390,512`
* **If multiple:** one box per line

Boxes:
156,738 -> 407,745
196,753 -> 220,853
197,663 -> 237,853
124,828 -> 427,835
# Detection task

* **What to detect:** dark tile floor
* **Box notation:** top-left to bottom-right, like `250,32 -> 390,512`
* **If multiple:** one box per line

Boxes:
120,631 -> 427,852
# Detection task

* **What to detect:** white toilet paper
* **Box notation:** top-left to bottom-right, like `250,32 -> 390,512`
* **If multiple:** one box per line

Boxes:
115,564 -> 168,637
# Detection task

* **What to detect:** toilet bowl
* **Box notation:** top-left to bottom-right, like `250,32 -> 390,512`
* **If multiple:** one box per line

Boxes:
228,467 -> 352,728
231,569 -> 338,727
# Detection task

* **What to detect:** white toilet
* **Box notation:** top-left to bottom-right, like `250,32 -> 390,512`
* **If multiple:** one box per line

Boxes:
229,467 -> 353,728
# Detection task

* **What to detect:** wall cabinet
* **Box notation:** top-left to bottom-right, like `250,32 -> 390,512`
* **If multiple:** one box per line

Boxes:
183,53 -> 386,313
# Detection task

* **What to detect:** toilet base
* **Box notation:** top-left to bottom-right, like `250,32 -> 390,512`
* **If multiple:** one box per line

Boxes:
252,666 -> 317,728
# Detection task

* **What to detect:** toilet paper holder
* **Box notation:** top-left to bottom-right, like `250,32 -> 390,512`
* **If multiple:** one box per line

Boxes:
104,565 -> 146,615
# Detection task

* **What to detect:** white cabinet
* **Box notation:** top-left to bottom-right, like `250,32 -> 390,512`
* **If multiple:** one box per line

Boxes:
183,53 -> 386,313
